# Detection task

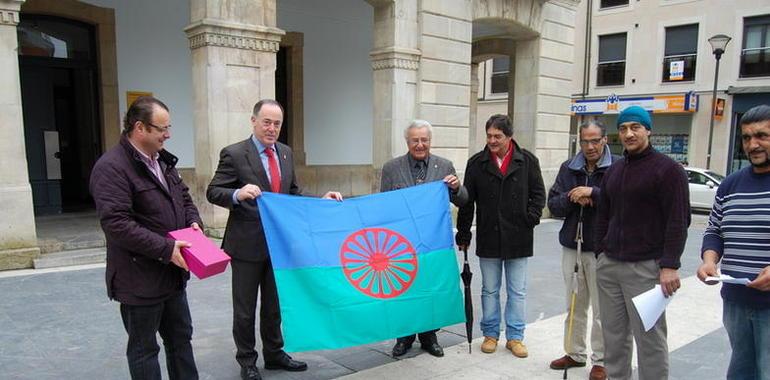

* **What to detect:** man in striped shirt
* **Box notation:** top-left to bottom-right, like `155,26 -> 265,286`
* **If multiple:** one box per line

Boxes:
698,104 -> 770,380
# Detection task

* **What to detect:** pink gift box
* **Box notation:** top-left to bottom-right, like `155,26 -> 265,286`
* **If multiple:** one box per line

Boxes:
167,227 -> 231,280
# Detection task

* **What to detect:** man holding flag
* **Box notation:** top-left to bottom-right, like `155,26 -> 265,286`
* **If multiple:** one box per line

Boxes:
206,99 -> 341,380
380,119 -> 468,358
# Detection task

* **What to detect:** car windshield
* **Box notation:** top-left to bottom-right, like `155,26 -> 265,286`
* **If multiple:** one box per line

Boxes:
705,171 -> 725,182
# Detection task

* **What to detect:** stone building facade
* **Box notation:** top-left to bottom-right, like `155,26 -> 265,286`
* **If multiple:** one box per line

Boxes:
0,0 -> 580,269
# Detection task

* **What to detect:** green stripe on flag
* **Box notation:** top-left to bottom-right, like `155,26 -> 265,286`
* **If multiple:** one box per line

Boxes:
274,248 -> 465,352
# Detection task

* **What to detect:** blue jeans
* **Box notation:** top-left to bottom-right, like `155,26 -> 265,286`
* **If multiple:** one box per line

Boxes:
723,300 -> 770,380
479,257 -> 528,341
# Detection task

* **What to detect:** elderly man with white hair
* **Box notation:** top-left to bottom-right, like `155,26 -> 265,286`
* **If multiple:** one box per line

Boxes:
380,119 -> 469,358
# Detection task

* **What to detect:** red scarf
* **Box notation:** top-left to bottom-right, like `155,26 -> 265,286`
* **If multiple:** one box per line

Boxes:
490,140 -> 514,175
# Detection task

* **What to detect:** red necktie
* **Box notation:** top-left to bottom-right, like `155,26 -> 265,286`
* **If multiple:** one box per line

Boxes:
265,147 -> 281,193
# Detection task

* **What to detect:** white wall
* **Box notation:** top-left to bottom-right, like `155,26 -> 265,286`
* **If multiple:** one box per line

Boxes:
278,0 -> 374,165
82,0 -> 195,167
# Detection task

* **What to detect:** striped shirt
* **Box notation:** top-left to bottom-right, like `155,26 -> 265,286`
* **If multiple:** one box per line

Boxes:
701,166 -> 770,308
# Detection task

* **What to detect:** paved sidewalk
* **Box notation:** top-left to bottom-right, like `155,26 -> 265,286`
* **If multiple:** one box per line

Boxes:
0,215 -> 730,379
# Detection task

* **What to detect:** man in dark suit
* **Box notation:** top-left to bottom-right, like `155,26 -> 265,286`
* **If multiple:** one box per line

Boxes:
90,96 -> 202,380
207,99 -> 341,380
380,119 -> 468,357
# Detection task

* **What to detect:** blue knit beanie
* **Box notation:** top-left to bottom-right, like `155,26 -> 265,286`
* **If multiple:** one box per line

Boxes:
617,106 -> 652,130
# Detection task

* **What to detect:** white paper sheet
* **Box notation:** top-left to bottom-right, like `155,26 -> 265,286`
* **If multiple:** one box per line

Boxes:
632,285 -> 673,332
704,274 -> 751,286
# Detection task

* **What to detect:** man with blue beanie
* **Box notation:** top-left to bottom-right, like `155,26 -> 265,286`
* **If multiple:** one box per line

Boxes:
594,105 -> 691,380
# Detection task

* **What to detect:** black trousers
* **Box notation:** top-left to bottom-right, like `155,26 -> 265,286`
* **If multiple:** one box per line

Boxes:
231,258 -> 285,367
397,329 -> 439,346
120,290 -> 198,380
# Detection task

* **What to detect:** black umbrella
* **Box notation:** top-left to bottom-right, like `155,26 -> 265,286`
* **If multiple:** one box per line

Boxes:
460,247 -> 474,353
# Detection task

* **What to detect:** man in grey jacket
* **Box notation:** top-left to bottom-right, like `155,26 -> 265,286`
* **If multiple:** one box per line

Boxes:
380,119 -> 468,358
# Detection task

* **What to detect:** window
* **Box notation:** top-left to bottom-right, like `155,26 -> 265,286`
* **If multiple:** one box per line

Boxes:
662,24 -> 698,82
600,0 -> 629,9
740,15 -> 770,77
597,33 -> 626,86
490,57 -> 510,94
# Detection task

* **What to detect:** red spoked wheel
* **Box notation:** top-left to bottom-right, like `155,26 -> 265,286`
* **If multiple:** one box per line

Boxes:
340,227 -> 418,299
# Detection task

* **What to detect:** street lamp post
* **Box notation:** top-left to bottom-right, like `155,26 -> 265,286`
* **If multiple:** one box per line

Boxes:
706,34 -> 731,170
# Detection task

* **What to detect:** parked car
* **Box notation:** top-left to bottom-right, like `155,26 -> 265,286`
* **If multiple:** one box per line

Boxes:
684,167 -> 725,211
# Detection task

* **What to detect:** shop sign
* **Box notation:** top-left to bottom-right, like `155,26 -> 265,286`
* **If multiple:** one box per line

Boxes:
714,98 -> 726,120
571,92 -> 699,115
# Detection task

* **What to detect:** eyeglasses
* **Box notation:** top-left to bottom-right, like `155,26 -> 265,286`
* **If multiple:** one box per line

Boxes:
261,118 -> 282,128
144,121 -> 171,133
579,138 -> 604,146
407,138 -> 430,146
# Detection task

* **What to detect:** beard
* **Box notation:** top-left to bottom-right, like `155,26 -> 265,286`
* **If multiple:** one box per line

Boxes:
749,151 -> 770,168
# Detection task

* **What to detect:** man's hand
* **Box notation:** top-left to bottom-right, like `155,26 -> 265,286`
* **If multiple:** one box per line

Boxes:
660,268 -> 680,297
171,240 -> 191,271
575,197 -> 593,207
568,186 -> 593,203
697,250 -> 720,285
190,222 -> 200,231
457,244 -> 469,252
748,266 -> 770,291
237,184 -> 262,201
443,174 -> 461,191
322,191 -> 344,201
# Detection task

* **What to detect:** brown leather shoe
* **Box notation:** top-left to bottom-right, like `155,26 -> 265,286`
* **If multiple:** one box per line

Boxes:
549,355 -> 586,370
589,365 -> 607,380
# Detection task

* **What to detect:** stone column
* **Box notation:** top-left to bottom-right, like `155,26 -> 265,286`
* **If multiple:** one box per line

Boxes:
0,0 -> 40,270
468,62 -> 483,153
417,0 -> 473,173
368,0 -> 420,170
185,0 -> 284,234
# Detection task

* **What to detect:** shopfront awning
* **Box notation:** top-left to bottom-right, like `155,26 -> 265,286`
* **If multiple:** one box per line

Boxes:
570,92 -> 699,115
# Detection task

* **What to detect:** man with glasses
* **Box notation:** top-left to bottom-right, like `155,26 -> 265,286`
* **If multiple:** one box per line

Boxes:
380,119 -> 468,358
207,99 -> 342,380
547,121 -> 618,380
594,106 -> 690,380
90,96 -> 202,379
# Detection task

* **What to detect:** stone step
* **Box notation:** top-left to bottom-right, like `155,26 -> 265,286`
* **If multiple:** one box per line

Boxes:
37,237 -> 105,254
33,247 -> 106,269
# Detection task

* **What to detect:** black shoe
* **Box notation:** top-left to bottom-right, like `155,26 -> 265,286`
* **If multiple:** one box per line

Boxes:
240,365 -> 262,380
392,341 -> 412,357
421,342 -> 444,357
264,355 -> 308,372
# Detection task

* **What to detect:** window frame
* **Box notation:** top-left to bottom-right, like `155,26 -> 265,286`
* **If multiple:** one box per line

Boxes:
597,32 -> 627,87
661,24 -> 699,83
740,15 -> 770,78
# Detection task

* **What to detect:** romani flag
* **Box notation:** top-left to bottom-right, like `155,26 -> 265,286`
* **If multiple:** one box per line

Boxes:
257,181 -> 465,352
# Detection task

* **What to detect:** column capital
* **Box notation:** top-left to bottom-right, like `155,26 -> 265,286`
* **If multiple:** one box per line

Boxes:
184,18 -> 285,52
0,0 -> 24,26
370,47 -> 421,71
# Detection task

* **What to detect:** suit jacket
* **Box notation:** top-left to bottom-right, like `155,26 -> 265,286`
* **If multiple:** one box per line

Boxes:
207,138 -> 302,261
380,153 -> 468,207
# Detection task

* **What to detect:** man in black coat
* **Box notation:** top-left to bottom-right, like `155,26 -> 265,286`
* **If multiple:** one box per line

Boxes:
547,120 -> 619,380
90,96 -> 202,380
456,114 -> 545,358
206,99 -> 341,380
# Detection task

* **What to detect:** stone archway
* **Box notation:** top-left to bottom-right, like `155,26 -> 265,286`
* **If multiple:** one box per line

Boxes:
21,0 -> 120,151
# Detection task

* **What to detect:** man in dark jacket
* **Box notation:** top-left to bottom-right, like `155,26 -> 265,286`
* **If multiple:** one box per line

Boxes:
456,114 -> 545,358
90,96 -> 202,380
594,106 -> 690,380
206,99 -> 341,380
547,120 -> 618,380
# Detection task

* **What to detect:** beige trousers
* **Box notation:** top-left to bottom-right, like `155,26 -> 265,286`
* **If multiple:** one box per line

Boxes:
561,246 -> 604,365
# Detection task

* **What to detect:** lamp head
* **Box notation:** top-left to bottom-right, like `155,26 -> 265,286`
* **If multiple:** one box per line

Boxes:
708,34 -> 731,58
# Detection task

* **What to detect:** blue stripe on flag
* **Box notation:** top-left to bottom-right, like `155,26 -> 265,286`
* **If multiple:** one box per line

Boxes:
257,180 -> 453,270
